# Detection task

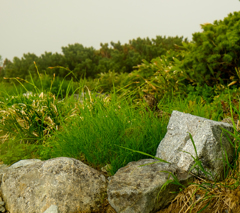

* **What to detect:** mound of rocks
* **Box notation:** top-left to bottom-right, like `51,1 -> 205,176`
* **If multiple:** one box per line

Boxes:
0,111 -> 235,213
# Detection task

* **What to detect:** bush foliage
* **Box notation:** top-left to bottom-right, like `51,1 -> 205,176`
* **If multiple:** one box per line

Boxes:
2,36 -> 186,80
177,11 -> 240,87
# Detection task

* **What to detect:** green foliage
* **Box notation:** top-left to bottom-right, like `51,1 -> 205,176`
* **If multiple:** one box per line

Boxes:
1,59 -> 12,80
0,92 -> 62,143
91,71 -> 128,93
0,55 -> 3,66
98,36 -> 186,74
38,94 -> 168,175
115,50 -> 187,100
24,74 -> 78,98
4,53 -> 39,79
117,11 -> 240,101
0,55 -> 3,80
0,137 -> 39,165
2,36 -> 186,80
61,43 -> 100,78
0,70 -> 84,164
186,84 -> 219,104
177,11 -> 240,87
211,87 -> 240,121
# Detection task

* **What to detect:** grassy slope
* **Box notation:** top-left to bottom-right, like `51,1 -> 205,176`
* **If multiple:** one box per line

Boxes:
1,78 -> 240,212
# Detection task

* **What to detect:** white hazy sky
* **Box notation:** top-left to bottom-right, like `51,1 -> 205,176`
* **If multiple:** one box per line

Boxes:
1,0 -> 240,62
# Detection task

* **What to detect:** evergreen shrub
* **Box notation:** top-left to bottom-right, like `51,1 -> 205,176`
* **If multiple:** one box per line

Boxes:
178,11 -> 240,87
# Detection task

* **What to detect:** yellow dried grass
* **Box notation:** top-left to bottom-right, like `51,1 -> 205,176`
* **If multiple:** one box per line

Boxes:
157,168 -> 240,213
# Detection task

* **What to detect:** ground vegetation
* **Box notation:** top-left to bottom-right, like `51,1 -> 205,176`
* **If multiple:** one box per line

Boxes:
1,11 -> 240,212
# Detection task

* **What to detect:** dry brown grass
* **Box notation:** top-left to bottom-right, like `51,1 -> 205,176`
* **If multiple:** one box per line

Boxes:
157,168 -> 240,213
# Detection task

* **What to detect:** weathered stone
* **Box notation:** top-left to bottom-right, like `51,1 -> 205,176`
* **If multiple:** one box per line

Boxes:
43,205 -> 58,213
108,159 -> 193,213
1,157 -> 107,213
155,110 -> 235,181
9,159 -> 41,169
0,164 -> 10,199
0,164 -> 8,170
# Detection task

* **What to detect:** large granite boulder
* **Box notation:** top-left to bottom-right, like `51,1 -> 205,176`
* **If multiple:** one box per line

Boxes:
1,157 -> 107,213
155,110 -> 235,181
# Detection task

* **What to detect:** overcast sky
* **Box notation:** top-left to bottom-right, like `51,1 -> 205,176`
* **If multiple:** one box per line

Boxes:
0,0 -> 239,62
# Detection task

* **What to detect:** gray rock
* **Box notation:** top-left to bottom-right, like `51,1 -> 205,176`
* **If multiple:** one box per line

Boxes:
0,164 -> 9,179
9,159 -> 41,169
155,110 -> 234,181
0,164 -> 10,196
0,164 -> 8,170
108,159 -> 193,213
1,157 -> 107,213
43,205 -> 58,213
0,159 -> 41,199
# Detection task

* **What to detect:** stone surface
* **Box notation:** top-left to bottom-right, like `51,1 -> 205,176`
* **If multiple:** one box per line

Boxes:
9,159 -> 41,169
155,110 -> 235,181
0,164 -> 9,200
108,159 -> 193,213
1,157 -> 107,213
0,164 -> 9,184
0,197 -> 5,212
43,205 -> 58,213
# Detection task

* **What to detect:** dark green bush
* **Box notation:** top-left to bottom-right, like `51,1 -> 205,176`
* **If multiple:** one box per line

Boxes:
178,11 -> 240,87
2,36 -> 186,80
